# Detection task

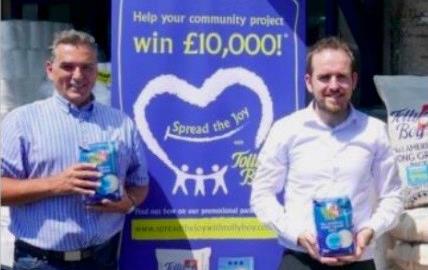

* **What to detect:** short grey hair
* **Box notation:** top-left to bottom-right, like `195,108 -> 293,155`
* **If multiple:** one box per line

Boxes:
49,29 -> 98,61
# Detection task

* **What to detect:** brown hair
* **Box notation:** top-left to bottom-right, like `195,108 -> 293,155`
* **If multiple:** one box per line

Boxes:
306,37 -> 356,74
49,29 -> 98,61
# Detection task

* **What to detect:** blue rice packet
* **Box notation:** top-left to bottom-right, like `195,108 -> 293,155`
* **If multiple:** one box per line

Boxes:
79,142 -> 121,204
313,197 -> 354,257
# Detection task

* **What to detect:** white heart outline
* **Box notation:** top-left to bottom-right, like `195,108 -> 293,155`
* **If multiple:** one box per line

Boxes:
133,67 -> 273,174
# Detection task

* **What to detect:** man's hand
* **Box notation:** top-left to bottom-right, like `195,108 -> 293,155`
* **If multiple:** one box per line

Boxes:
297,231 -> 345,266
87,185 -> 149,214
355,227 -> 374,257
87,191 -> 135,214
49,163 -> 101,196
1,163 -> 101,205
338,228 -> 374,263
297,231 -> 319,259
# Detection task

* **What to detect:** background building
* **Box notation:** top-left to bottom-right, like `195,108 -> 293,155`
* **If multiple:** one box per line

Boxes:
2,0 -> 427,114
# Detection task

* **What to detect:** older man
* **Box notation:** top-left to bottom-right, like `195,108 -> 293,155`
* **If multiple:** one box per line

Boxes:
1,29 -> 149,270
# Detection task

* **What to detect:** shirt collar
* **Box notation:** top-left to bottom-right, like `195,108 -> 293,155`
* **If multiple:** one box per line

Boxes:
52,91 -> 95,115
302,101 -> 359,130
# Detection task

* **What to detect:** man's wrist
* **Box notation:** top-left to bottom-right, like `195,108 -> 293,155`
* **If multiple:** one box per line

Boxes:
126,191 -> 137,214
359,227 -> 375,246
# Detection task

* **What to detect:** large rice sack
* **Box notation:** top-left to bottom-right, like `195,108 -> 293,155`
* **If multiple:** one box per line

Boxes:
394,260 -> 428,270
391,208 -> 428,242
388,242 -> 428,270
374,76 -> 428,209
374,233 -> 396,270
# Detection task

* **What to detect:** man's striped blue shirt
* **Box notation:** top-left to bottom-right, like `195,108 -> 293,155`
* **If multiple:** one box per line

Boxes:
1,92 -> 148,251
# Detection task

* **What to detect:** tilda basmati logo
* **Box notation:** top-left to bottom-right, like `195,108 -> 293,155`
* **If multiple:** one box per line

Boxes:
163,259 -> 197,270
155,247 -> 211,270
390,104 -> 428,140
418,104 -> 428,130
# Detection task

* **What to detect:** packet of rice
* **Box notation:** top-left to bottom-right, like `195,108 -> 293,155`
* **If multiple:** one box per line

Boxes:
313,196 -> 355,257
79,141 -> 121,204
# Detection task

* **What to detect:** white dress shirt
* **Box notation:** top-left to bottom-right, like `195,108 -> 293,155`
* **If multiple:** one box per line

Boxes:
250,103 -> 403,260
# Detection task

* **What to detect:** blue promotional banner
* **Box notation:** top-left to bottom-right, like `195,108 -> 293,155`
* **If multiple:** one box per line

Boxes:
111,1 -> 305,269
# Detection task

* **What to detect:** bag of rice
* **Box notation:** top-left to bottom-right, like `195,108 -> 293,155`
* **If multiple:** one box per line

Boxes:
313,197 -> 354,257
390,208 -> 428,242
155,247 -> 211,270
79,141 -> 121,204
388,242 -> 428,269
374,75 -> 428,209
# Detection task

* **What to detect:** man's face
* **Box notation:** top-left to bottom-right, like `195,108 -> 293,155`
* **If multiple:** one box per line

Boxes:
46,44 -> 97,107
305,49 -> 357,116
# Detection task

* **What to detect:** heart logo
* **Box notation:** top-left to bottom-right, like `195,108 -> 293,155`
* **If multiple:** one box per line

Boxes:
133,67 -> 273,196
